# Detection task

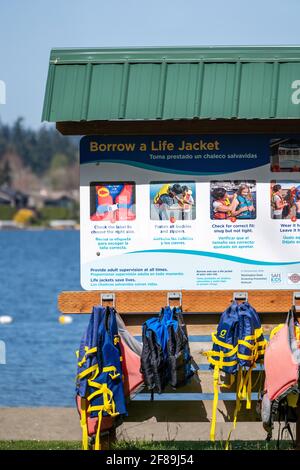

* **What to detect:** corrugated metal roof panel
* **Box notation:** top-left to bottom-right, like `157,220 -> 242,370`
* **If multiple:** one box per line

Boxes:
42,46 -> 300,122
238,62 -> 274,118
88,64 -> 124,120
49,65 -> 87,121
277,63 -> 300,118
125,64 -> 162,119
200,63 -> 236,118
163,63 -> 199,119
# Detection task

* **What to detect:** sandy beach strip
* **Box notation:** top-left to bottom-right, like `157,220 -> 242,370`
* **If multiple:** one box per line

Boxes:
0,407 -> 81,440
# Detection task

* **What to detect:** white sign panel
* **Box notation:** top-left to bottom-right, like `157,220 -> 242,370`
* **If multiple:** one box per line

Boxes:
80,134 -> 300,291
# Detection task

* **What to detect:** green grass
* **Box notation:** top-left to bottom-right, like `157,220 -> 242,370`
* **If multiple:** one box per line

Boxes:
0,441 -> 81,450
0,206 -> 17,220
0,440 -> 294,451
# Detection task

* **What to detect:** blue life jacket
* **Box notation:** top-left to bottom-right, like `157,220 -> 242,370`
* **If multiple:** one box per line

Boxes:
236,195 -> 254,219
163,306 -> 195,388
76,306 -> 127,450
205,301 -> 266,443
206,302 -> 239,375
141,306 -> 195,395
140,312 -> 169,394
238,302 -> 265,368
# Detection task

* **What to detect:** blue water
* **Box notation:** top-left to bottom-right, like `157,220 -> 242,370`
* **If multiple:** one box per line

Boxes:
0,230 -> 89,407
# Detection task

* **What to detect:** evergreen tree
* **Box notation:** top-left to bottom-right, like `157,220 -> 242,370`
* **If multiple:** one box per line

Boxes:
0,160 -> 12,186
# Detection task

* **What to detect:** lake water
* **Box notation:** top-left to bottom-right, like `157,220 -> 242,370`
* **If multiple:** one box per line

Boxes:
0,230 -> 90,407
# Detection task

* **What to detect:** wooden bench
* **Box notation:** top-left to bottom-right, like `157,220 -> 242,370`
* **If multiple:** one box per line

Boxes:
58,289 -> 300,444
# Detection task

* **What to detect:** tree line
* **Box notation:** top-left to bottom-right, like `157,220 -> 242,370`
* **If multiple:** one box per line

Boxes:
0,118 -> 79,189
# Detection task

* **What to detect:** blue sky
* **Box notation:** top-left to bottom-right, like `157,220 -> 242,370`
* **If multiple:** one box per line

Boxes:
0,0 -> 300,128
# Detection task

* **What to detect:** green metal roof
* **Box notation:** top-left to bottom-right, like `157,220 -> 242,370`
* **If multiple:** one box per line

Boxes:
42,46 -> 300,122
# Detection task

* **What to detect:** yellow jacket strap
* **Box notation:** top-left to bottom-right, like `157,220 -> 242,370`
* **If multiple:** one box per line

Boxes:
212,333 -> 235,350
80,397 -> 89,451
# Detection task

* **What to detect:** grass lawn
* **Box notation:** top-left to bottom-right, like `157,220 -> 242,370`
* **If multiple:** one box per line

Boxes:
0,440 -> 294,451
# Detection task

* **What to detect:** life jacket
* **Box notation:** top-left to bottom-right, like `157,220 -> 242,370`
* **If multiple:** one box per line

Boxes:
213,197 -> 231,219
92,184 -> 135,222
238,302 -> 265,368
204,301 -> 266,443
141,316 -> 168,394
93,185 -> 116,222
115,312 -> 144,397
182,193 -> 193,211
262,307 -> 300,448
76,311 -> 144,449
76,306 -> 127,450
141,306 -> 196,396
236,195 -> 254,219
271,192 -> 283,211
164,306 -> 195,388
153,184 -> 171,205
114,184 -> 135,221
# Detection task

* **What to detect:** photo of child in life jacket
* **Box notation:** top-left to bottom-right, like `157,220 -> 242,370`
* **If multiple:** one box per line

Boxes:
271,181 -> 300,220
150,182 -> 196,221
90,182 -> 136,222
210,181 -> 256,220
270,138 -> 300,172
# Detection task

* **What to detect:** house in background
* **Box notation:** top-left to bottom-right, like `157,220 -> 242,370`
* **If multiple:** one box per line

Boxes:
44,194 -> 76,209
0,186 -> 28,208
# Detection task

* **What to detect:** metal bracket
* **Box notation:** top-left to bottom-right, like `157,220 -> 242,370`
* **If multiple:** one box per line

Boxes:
233,292 -> 248,303
293,292 -> 300,312
101,293 -> 116,308
167,291 -> 182,307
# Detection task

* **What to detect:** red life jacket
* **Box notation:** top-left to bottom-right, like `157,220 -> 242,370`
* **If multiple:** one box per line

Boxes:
115,184 -> 136,221
213,197 -> 230,219
91,185 -> 115,222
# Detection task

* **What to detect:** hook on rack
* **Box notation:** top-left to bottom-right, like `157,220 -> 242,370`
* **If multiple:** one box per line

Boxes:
232,292 -> 248,303
101,293 -> 116,308
293,292 -> 300,312
167,291 -> 182,308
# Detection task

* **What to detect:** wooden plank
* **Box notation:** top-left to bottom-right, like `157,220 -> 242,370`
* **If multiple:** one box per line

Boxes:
58,289 -> 298,314
125,399 -> 261,422
137,371 -> 263,394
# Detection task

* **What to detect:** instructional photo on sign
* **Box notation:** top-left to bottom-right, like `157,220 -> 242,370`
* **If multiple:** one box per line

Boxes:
270,138 -> 300,172
90,182 -> 136,222
270,181 -> 300,220
210,181 -> 256,220
150,182 -> 196,221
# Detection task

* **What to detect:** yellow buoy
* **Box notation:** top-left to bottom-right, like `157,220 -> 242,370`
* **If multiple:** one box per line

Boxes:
58,315 -> 73,325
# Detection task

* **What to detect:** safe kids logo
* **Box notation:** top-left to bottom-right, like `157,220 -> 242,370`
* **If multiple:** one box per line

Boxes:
0,80 -> 6,105
270,273 -> 282,284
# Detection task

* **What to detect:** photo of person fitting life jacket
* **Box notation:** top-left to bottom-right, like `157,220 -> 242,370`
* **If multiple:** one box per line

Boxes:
151,182 -> 195,221
90,182 -> 136,222
271,182 -> 300,220
211,181 -> 256,220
